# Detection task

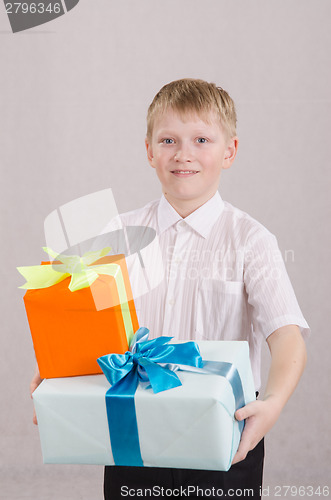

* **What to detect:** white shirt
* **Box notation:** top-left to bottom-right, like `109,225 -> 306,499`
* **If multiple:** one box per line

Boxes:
102,192 -> 309,390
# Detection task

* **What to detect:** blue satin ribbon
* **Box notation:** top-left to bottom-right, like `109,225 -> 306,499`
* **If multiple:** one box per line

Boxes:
97,328 -> 246,466
201,360 -> 245,433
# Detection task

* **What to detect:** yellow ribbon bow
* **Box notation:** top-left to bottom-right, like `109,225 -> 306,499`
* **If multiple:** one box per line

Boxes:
17,247 -> 134,343
17,246 -> 116,292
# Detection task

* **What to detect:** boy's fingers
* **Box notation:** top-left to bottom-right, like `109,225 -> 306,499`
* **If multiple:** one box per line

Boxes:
32,407 -> 38,425
235,401 -> 258,421
30,382 -> 38,397
30,369 -> 43,397
30,366 -> 42,424
232,419 -> 260,465
235,409 -> 245,421
232,437 -> 250,464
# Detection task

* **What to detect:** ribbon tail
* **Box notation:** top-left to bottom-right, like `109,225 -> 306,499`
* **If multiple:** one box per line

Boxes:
105,369 -> 143,466
17,265 -> 69,289
42,246 -> 60,260
140,358 -> 182,394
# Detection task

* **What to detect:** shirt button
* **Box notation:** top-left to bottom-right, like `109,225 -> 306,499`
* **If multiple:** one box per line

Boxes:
177,220 -> 186,231
168,298 -> 175,306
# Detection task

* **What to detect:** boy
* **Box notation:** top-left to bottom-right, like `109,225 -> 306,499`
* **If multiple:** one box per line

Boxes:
31,79 -> 309,499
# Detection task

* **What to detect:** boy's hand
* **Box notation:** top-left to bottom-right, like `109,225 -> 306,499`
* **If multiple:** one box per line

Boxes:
232,397 -> 281,464
232,324 -> 307,465
30,364 -> 43,425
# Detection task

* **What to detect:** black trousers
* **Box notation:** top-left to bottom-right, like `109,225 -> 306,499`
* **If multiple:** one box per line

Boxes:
104,438 -> 264,499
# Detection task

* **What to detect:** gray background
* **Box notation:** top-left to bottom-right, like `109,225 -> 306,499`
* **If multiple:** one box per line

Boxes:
1,1 -> 330,499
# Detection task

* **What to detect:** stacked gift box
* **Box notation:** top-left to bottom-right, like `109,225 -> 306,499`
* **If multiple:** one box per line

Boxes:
18,246 -> 256,472
19,248 -> 138,378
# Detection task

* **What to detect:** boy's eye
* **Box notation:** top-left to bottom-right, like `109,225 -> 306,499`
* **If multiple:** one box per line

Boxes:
162,138 -> 174,144
197,137 -> 208,143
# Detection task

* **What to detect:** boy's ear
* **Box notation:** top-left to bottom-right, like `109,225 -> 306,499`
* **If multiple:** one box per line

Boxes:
145,138 -> 155,168
222,136 -> 239,170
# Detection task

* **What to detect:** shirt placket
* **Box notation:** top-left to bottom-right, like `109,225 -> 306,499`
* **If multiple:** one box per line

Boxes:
162,220 -> 190,335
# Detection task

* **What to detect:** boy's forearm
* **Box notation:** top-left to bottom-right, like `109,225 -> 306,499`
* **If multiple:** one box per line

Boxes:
264,324 -> 307,411
233,324 -> 307,463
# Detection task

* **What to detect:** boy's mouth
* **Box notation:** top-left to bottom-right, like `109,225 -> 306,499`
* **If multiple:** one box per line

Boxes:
170,170 -> 199,176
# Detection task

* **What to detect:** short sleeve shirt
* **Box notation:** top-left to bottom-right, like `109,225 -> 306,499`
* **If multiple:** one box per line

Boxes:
102,192 -> 309,390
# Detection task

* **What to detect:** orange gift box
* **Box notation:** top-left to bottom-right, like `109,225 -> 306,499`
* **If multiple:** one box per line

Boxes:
22,254 -> 139,379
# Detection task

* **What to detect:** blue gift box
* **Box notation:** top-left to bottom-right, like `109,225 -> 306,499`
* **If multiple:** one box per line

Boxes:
33,338 -> 255,471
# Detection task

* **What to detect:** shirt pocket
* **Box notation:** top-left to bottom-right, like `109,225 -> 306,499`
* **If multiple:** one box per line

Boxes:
195,278 -> 246,340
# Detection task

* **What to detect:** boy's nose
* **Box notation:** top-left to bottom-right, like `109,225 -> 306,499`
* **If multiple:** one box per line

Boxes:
174,146 -> 193,162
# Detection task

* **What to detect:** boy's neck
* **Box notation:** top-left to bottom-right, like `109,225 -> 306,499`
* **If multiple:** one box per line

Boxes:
163,192 -> 217,218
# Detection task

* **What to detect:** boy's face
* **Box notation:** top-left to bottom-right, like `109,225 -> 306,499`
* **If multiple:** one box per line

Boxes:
146,109 -> 238,215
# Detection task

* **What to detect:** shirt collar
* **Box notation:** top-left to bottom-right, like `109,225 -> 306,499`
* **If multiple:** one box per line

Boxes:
157,192 -> 225,238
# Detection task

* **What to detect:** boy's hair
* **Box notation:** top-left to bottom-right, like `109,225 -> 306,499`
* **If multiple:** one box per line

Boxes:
147,78 -> 237,140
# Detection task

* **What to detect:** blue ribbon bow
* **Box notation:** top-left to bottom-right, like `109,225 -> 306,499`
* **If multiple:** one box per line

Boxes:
98,327 -> 203,395
97,327 -> 246,467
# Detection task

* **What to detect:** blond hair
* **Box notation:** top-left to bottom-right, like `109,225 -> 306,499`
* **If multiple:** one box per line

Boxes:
146,78 -> 237,140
